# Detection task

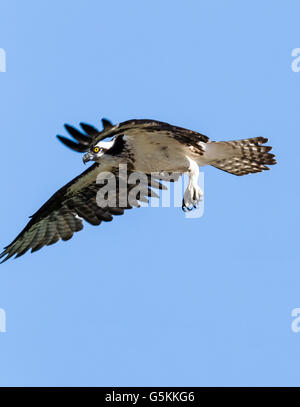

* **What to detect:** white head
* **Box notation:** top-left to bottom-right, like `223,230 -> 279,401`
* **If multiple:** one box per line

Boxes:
82,140 -> 115,164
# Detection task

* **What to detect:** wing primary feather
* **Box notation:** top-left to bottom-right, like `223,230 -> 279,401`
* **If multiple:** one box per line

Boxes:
56,136 -> 88,153
64,124 -> 91,145
101,118 -> 113,130
79,123 -> 99,137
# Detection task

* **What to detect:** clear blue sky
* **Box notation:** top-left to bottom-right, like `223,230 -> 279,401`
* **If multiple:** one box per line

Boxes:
0,0 -> 299,387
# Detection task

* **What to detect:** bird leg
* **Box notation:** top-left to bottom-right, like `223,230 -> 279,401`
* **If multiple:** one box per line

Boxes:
182,158 -> 203,211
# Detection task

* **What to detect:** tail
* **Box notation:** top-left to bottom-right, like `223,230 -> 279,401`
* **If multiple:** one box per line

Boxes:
207,137 -> 276,176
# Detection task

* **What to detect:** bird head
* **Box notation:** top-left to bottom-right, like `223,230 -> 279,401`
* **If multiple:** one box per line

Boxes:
82,140 -> 114,164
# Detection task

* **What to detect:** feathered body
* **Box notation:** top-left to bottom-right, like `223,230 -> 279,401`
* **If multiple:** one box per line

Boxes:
0,118 -> 276,262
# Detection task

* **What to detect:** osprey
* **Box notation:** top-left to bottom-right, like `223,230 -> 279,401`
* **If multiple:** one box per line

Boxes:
0,118 -> 276,263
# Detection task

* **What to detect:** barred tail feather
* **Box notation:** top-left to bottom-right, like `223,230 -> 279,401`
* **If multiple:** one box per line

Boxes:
208,137 -> 276,176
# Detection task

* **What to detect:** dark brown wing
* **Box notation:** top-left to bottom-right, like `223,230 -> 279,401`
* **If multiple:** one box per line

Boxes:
57,118 -> 209,153
0,163 -> 165,263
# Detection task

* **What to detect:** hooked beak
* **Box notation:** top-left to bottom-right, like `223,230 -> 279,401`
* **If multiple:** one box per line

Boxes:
82,152 -> 93,164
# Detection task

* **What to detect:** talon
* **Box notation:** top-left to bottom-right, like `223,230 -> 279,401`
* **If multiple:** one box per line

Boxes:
182,202 -> 192,212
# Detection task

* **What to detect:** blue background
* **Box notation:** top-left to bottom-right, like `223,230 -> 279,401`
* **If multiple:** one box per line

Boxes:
0,0 -> 299,386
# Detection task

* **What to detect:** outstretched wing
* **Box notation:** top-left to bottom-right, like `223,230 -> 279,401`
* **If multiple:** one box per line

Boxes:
57,118 -> 209,153
0,163 -> 164,263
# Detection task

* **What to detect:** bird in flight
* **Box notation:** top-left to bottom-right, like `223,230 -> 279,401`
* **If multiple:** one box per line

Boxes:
0,118 -> 276,263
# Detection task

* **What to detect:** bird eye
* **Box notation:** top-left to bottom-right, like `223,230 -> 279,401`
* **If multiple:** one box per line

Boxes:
93,146 -> 100,153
